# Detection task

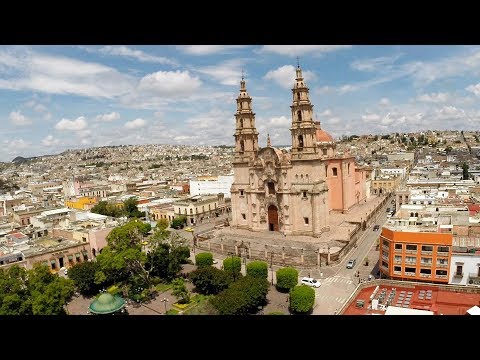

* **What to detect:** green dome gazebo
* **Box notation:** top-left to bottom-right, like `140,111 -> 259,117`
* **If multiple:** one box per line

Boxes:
89,293 -> 126,315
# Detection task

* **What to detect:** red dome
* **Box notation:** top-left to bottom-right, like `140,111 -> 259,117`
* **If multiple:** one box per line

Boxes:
315,128 -> 334,143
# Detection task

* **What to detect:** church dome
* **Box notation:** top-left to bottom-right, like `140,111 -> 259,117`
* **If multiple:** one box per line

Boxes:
89,293 -> 125,314
314,121 -> 334,143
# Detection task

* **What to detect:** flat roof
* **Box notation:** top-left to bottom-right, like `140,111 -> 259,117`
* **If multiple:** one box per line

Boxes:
342,281 -> 480,315
385,306 -> 433,315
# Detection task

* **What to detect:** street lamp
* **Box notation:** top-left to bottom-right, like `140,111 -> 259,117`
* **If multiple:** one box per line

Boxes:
230,252 -> 236,282
270,251 -> 274,285
161,297 -> 169,314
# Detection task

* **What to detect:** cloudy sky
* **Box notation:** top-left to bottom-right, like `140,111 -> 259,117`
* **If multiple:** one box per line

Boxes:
1,45 -> 480,162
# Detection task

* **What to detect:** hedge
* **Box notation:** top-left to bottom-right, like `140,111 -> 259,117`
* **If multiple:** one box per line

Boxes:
275,267 -> 298,292
195,252 -> 213,268
246,261 -> 268,279
223,256 -> 241,280
289,285 -> 315,314
189,266 -> 231,295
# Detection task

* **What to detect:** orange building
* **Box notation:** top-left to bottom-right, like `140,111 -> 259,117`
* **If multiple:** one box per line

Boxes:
379,227 -> 452,283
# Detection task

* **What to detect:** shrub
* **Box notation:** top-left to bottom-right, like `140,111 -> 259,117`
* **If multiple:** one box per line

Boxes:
289,285 -> 315,314
223,256 -> 241,280
189,266 -> 231,295
275,267 -> 298,292
195,252 -> 213,268
246,261 -> 268,279
210,276 -> 269,315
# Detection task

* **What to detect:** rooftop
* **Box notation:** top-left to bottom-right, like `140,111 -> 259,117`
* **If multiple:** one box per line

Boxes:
341,280 -> 480,315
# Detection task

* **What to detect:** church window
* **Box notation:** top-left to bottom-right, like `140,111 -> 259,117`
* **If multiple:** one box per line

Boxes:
240,190 -> 244,196
322,148 -> 327,156
240,140 -> 245,153
304,217 -> 309,225
268,182 -> 275,195
325,165 -> 328,176
190,209 -> 193,214
297,93 -> 300,101
332,167 -> 338,176
240,118 -> 243,128
242,213 -> 246,220
297,110 -> 302,121
348,163 -> 351,174
298,135 -> 304,149
302,191 -> 307,198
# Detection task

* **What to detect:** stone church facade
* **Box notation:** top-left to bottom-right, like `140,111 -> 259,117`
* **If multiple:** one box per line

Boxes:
230,65 -> 369,237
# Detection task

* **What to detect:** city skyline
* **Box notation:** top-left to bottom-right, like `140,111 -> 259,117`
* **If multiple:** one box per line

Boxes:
2,45 -> 480,162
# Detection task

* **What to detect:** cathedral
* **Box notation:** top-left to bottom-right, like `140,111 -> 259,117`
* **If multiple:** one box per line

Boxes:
230,65 -> 369,237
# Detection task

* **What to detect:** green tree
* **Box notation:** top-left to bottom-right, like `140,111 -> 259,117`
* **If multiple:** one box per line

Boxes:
172,246 -> 190,264
289,285 -> 315,314
68,261 -> 101,295
171,278 -> 190,304
246,261 -> 268,279
276,267 -> 298,292
146,242 -> 182,281
91,201 -> 108,215
462,162 -> 470,180
195,252 -> 213,268
445,145 -> 453,154
210,276 -> 269,315
189,266 -> 231,295
223,256 -> 241,281
171,216 -> 186,229
156,218 -> 170,230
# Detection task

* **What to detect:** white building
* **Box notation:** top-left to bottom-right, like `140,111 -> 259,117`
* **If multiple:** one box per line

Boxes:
449,253 -> 480,286
189,175 -> 234,198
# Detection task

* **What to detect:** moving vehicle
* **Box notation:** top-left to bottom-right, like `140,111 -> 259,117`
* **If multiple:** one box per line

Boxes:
300,277 -> 321,288
346,259 -> 356,269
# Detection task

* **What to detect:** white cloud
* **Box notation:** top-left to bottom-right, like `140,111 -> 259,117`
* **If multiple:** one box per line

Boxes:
196,59 -> 246,86
96,111 -> 120,122
264,65 -> 316,89
137,70 -> 201,96
124,118 -> 146,129
379,98 -> 390,106
267,116 -> 290,127
41,135 -> 60,146
260,45 -> 351,56
0,48 -> 134,98
416,92 -> 449,103
177,45 -> 249,55
5,138 -> 30,150
361,113 -> 380,122
319,109 -> 332,117
314,86 -> 333,95
55,116 -> 88,131
9,110 -> 31,125
326,117 -> 342,125
466,83 -> 480,96
99,46 -> 177,66
33,103 -> 48,113
351,55 -> 402,72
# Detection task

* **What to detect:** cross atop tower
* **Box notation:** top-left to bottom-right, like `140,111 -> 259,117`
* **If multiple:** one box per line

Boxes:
241,69 -> 244,81
296,56 -> 300,68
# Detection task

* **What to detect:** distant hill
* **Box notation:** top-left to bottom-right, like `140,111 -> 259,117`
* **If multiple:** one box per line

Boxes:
11,156 -> 35,164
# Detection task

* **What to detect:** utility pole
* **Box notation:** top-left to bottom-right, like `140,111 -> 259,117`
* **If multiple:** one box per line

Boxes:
270,251 -> 274,285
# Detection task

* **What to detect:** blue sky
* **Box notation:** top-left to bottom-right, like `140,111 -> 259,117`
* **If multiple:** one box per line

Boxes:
1,45 -> 480,162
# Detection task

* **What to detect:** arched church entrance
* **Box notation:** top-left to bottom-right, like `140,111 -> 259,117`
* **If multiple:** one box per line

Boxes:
268,205 -> 279,231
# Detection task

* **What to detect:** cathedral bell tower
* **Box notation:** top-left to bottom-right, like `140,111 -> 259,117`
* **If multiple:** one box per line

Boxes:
233,74 -> 259,164
290,62 -> 317,160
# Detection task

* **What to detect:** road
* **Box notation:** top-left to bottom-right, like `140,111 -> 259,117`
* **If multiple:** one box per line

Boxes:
310,195 -> 394,314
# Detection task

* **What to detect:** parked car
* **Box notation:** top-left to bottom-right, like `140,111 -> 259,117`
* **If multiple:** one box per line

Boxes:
300,277 -> 321,288
373,224 -> 380,231
346,259 -> 356,269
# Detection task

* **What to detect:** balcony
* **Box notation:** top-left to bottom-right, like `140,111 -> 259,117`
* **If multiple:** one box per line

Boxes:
393,271 -> 402,276
404,272 -> 416,277
405,249 -> 417,254
382,245 -> 389,252
437,251 -> 449,257
394,248 -> 402,253
394,259 -> 402,264
421,250 -> 433,256
468,273 -> 480,285
435,274 -> 448,279
405,261 -> 417,266
436,263 -> 448,268
453,272 -> 464,278
419,273 -> 431,278
382,255 -> 389,262
420,262 -> 433,267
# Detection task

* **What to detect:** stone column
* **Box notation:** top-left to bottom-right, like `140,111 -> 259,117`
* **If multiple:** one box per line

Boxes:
301,249 -> 304,265
235,245 -> 238,256
317,249 -> 320,267
264,245 -> 268,259
221,242 -> 224,254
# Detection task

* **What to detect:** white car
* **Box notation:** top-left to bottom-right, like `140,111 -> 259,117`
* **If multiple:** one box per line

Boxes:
300,277 -> 321,288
